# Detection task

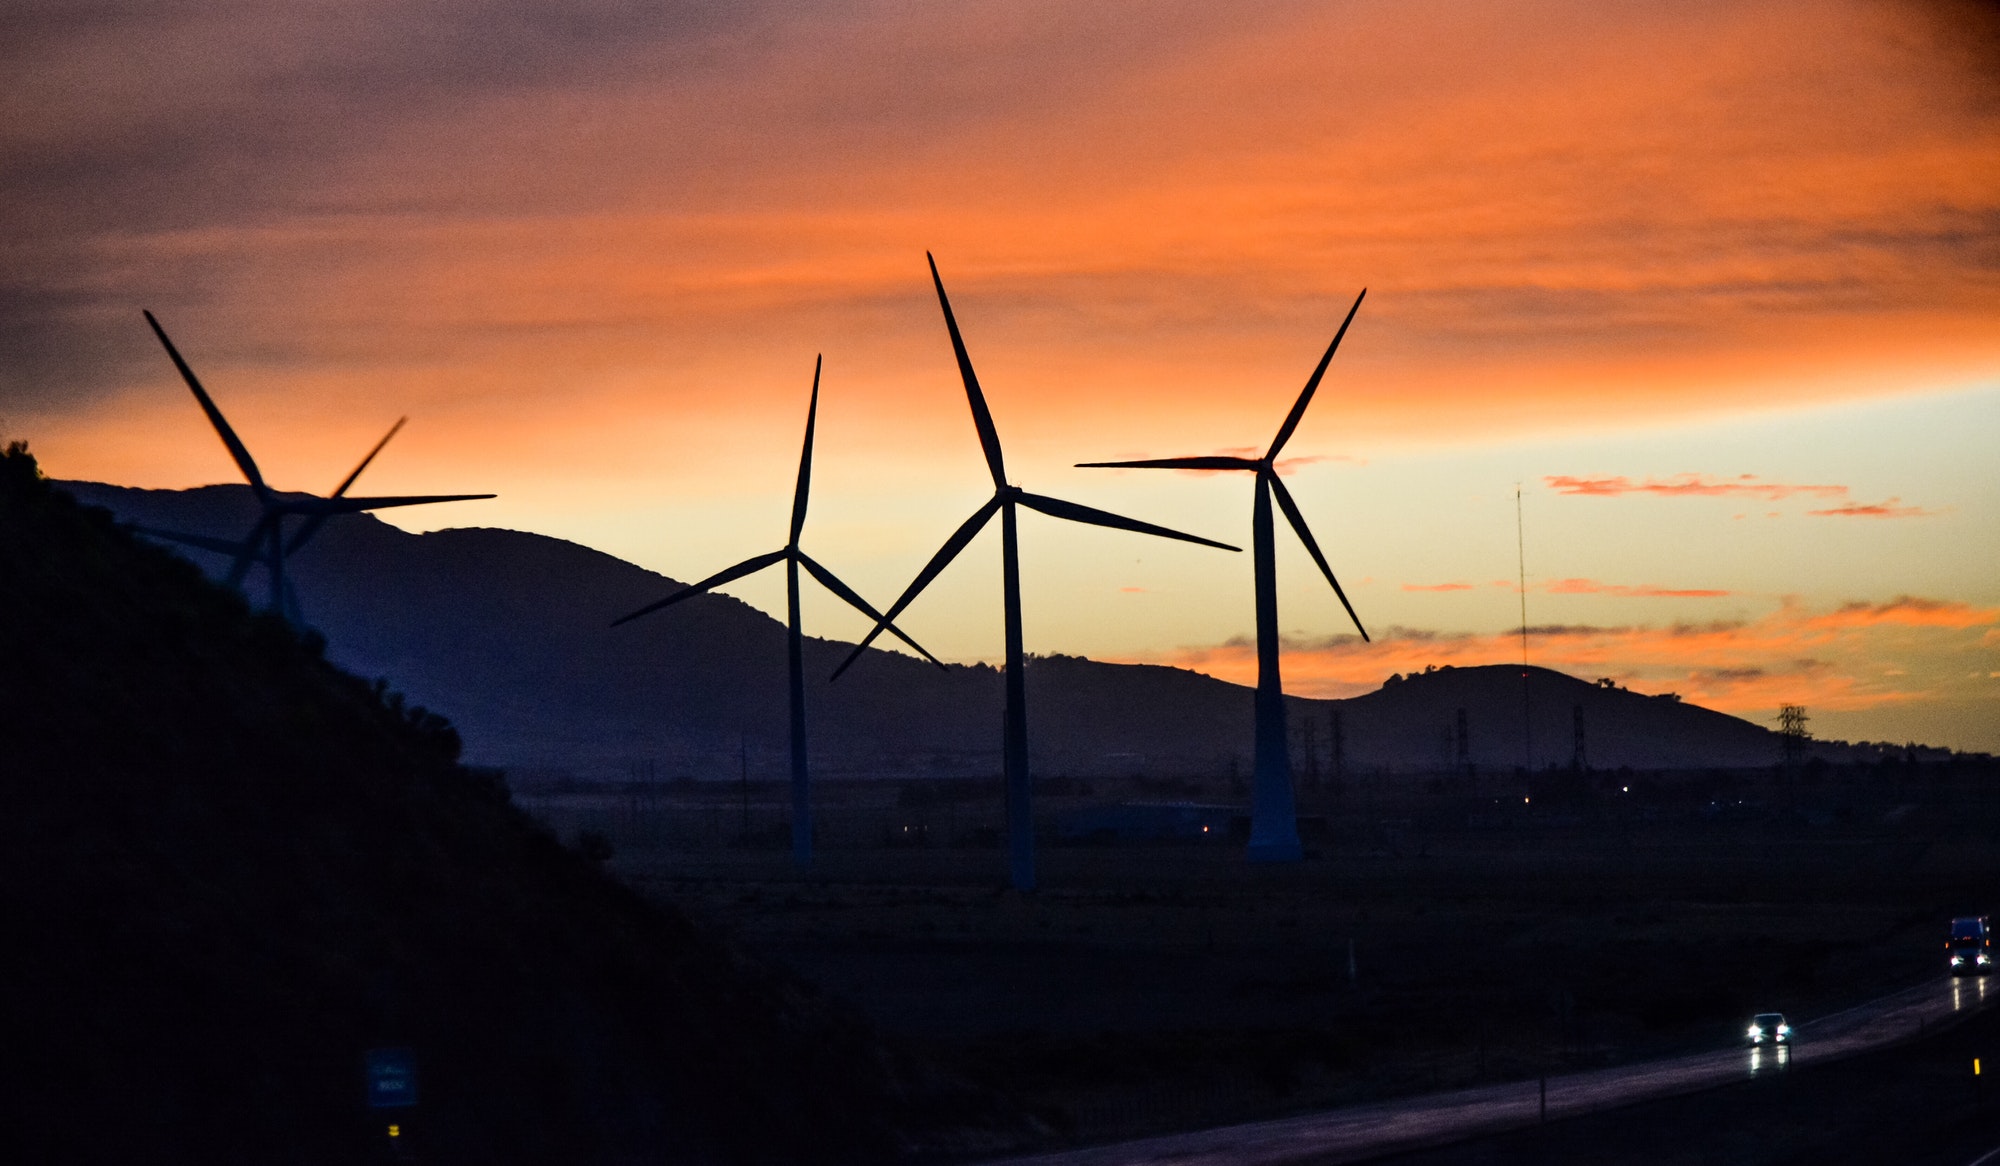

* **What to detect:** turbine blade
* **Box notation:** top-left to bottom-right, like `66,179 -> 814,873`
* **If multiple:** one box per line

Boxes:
294,492 -> 496,515
224,552 -> 257,590
1267,288 -> 1366,460
1075,456 -> 1260,472
1268,472 -> 1369,642
144,310 -> 267,495
832,495 -> 1001,679
797,550 -> 948,671
332,416 -> 407,498
610,549 -> 788,627
284,513 -> 331,555
130,525 -> 250,559
1014,491 -> 1240,552
927,253 -> 1007,488
790,356 -> 820,546
224,514 -> 275,589
294,411 -> 411,553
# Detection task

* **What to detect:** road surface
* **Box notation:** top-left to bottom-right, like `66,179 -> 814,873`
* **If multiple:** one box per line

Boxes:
996,973 -> 1998,1166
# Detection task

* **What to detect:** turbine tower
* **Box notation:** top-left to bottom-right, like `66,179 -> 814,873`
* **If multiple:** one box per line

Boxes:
834,254 -> 1241,892
612,357 -> 944,869
1078,289 -> 1370,862
141,311 -> 496,624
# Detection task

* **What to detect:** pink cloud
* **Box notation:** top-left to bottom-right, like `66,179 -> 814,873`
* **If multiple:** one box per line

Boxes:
1485,577 -> 1731,597
1543,577 -> 1732,598
1403,581 -> 1475,592
1807,497 -> 1938,519
1803,597 -> 1999,630
1544,473 -> 1847,501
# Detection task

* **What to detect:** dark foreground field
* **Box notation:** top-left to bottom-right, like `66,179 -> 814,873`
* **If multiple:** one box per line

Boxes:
527,768 -> 2000,1152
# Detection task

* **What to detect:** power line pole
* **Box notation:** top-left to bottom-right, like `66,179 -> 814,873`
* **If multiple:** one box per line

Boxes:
1779,705 -> 1809,808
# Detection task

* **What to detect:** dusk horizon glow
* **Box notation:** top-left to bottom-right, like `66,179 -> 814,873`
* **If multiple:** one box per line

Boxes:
6,0 -> 1996,751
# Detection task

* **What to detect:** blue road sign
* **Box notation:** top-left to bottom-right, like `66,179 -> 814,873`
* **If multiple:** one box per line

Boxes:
365,1047 -> 418,1109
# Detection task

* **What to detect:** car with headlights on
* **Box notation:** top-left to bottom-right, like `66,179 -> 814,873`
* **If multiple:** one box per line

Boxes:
1746,1013 -> 1790,1046
1948,916 -> 1992,976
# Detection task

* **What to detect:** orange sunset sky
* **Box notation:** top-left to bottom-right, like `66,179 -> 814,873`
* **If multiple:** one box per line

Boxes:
5,0 -> 1998,750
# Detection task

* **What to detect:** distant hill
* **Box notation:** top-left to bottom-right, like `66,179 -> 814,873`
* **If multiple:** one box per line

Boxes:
62,480 -> 1845,781
1335,663 -> 1801,773
7,452 -> 1037,1164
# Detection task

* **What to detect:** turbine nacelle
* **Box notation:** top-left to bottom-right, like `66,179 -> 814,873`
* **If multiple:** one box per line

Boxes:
1074,287 -> 1371,643
612,356 -> 944,668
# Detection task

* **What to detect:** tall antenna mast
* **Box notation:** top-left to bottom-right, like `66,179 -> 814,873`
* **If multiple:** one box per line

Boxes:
1516,484 -> 1528,667
1517,484 -> 1532,770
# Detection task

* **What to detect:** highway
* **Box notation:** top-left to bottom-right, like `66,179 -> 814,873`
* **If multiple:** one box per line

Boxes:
997,973 -> 1998,1166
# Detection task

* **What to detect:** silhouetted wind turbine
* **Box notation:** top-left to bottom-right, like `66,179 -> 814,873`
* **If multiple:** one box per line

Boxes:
141,310 -> 495,623
133,417 -> 410,624
834,255 -> 1241,891
1078,289 -> 1371,862
612,357 -> 945,869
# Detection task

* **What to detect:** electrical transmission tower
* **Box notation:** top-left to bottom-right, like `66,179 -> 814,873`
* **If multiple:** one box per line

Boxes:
1778,704 -> 1810,808
1778,705 -> 1810,767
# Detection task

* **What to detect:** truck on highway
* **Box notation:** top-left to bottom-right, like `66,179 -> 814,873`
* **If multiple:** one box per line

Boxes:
1948,915 -> 1992,975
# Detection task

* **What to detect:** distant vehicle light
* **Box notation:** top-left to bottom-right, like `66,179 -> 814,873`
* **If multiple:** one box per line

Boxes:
1748,1025 -> 1763,1039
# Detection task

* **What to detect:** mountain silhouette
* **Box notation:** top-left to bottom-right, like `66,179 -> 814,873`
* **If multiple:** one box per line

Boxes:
8,454 -> 1037,1164
62,480 -> 1830,781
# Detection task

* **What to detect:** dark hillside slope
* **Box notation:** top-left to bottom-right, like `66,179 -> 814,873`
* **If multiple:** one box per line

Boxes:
0,446 -> 1033,1164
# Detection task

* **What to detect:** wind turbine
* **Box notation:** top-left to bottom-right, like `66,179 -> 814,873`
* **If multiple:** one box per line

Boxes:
833,254 -> 1241,892
141,310 -> 495,623
611,356 -> 945,869
1078,289 -> 1371,862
